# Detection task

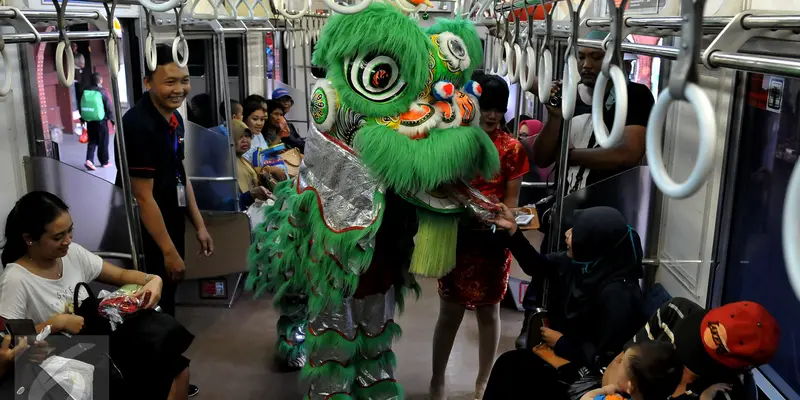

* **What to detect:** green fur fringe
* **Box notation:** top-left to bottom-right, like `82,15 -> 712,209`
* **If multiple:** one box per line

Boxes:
354,123 -> 501,194
409,209 -> 458,278
426,18 -> 484,83
312,2 -> 430,118
245,179 -> 386,318
304,321 -> 402,362
301,361 -> 358,386
355,379 -> 404,400
395,281 -> 421,314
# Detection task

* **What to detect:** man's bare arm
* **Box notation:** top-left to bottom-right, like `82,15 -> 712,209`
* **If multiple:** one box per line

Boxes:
504,178 -> 523,209
131,177 -> 179,256
532,110 -> 564,167
569,125 -> 646,170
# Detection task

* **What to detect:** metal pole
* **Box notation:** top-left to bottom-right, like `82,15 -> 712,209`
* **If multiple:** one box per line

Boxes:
109,53 -> 143,271
585,15 -> 800,30
301,31 -> 311,131
218,31 -> 242,212
0,10 -> 101,19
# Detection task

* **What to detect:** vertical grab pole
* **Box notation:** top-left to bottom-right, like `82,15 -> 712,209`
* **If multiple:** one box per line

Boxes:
301,23 -> 311,132
105,0 -> 143,270
218,27 -> 241,212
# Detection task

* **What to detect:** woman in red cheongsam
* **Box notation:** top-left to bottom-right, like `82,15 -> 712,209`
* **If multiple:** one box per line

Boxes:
430,74 -> 530,400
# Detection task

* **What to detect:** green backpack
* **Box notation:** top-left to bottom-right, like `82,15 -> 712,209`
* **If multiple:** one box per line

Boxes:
80,90 -> 105,122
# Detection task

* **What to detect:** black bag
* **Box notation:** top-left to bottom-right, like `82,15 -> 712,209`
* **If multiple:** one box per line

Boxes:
73,282 -> 112,335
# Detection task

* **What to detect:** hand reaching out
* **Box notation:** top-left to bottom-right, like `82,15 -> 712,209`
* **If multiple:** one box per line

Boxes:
491,203 -> 518,235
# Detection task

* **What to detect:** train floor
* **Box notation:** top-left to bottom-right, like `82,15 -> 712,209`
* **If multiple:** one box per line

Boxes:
176,277 -> 526,400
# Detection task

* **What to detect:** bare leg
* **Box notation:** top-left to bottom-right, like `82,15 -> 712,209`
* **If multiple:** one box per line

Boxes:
473,303 -> 500,399
430,298 -> 467,400
168,367 -> 190,400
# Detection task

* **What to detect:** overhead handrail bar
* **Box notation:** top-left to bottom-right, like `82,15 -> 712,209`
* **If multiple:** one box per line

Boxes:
585,15 -> 800,30
783,161 -> 800,301
104,0 -> 119,79
518,0 -> 536,91
0,10 -> 102,20
277,0 -> 309,20
52,0 -> 75,88
2,30 -> 108,43
591,0 -> 627,148
537,0 -> 556,104
172,0 -> 189,67
645,0 -> 716,199
561,0 -> 584,120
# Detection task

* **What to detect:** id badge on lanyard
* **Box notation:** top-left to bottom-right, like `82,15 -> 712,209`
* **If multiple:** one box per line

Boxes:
173,130 -> 187,208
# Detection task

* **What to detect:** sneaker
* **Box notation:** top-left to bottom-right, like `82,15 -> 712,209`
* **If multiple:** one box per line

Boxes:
85,161 -> 96,171
101,163 -> 112,168
188,384 -> 199,397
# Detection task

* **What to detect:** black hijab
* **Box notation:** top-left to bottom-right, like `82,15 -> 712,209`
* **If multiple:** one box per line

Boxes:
563,206 -> 643,319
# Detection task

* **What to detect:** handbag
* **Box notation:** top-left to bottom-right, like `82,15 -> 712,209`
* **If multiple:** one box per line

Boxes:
279,148 -> 302,178
73,282 -> 112,335
79,124 -> 89,144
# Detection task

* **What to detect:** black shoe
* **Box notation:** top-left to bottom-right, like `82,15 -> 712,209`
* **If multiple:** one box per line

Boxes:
189,384 -> 199,397
515,310 -> 532,350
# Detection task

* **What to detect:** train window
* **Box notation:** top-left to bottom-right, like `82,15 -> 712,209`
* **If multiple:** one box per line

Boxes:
721,73 -> 800,398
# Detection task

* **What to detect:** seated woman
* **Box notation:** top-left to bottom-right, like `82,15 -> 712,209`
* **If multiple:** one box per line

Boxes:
482,204 -> 646,400
265,100 -> 303,179
232,119 -> 274,209
0,191 -> 192,400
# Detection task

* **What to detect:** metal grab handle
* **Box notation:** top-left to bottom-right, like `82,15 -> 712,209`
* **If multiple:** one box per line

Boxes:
0,38 -> 10,97
323,0 -> 370,14
783,162 -> 800,301
591,64 -> 627,147
283,24 -> 292,49
507,10 -> 521,83
139,0 -> 181,12
519,45 -> 536,91
492,36 -> 502,73
646,82 -> 715,199
591,0 -> 628,148
562,0 -> 585,120
646,0 -> 716,198
277,0 -> 308,19
103,0 -> 119,79
561,54 -> 579,119
536,0 -> 557,103
537,48 -> 553,103
499,40 -> 511,76
52,0 -> 75,88
172,0 -> 189,68
143,9 -> 157,71
510,43 -> 522,83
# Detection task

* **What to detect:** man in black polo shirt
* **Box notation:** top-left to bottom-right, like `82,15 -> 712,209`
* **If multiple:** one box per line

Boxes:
115,44 -> 212,397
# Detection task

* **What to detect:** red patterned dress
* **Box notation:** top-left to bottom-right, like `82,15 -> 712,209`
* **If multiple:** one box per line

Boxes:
438,129 -> 530,306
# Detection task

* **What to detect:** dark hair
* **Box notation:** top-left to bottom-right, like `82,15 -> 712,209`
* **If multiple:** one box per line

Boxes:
266,100 -> 284,116
244,94 -> 268,106
91,72 -> 102,86
628,341 -> 683,400
242,99 -> 267,121
219,99 -> 241,121
1,192 -> 70,267
144,44 -> 183,79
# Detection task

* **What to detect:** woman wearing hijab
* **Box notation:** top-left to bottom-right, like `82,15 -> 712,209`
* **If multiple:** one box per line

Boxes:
481,204 -> 646,400
232,119 -> 273,209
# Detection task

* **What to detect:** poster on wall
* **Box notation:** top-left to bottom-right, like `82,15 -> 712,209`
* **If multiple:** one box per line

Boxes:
767,76 -> 784,113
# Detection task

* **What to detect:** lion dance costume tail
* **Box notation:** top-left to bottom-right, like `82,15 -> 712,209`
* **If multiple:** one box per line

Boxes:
246,3 -> 500,399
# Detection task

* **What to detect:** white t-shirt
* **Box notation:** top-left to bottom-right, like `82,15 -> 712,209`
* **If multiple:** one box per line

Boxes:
0,243 -> 103,324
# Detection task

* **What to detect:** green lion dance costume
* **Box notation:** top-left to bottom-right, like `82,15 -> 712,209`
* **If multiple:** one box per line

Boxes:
247,3 -> 501,398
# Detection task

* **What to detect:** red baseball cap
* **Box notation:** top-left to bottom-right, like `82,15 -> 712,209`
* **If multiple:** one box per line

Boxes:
675,301 -> 780,374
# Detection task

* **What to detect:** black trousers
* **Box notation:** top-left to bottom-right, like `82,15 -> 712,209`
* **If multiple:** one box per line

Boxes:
483,349 -> 575,400
86,120 -> 110,165
142,228 -> 184,317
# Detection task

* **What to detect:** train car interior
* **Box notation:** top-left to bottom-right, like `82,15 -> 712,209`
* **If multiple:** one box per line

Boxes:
0,0 -> 799,398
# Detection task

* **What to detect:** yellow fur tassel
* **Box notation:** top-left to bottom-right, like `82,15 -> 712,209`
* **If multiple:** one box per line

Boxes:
409,209 -> 458,278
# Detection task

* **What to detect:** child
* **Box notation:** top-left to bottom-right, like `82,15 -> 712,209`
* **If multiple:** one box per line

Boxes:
581,341 -> 683,400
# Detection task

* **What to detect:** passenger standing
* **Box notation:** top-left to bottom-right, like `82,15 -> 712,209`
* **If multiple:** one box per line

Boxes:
431,74 -> 530,400
81,73 -> 115,170
271,88 -> 305,153
114,44 -> 211,398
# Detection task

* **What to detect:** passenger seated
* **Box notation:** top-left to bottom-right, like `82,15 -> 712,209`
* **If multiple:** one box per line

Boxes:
232,119 -> 274,209
271,88 -> 305,153
264,100 -> 303,179
0,191 -> 192,400
602,298 -> 780,400
211,99 -> 243,136
482,204 -> 646,399
241,98 -> 270,163
580,341 -> 682,400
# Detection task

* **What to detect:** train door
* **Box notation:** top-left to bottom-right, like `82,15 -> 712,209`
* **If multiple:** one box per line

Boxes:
711,70 -> 800,399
